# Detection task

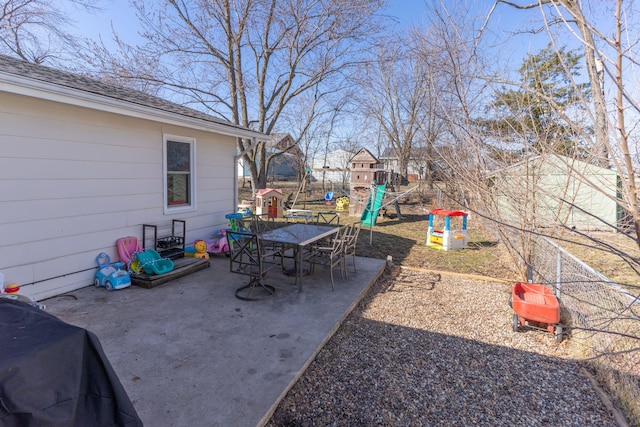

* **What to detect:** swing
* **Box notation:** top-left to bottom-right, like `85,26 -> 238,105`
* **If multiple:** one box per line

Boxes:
134,249 -> 175,275
324,191 -> 334,205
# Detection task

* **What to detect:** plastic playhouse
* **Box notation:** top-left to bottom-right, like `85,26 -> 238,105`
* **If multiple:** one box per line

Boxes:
426,208 -> 468,250
255,188 -> 284,218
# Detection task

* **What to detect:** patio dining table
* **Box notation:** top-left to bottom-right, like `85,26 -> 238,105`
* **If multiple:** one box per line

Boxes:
258,223 -> 340,291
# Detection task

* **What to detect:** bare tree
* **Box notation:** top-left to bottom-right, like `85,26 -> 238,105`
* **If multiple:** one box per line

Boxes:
80,0 -> 385,194
329,128 -> 362,189
424,0 -> 640,253
402,3 -> 640,422
358,30 -> 438,180
0,0 -> 98,64
279,89 -> 350,187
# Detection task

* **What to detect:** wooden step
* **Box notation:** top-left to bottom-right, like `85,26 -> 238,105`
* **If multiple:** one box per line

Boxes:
131,257 -> 210,289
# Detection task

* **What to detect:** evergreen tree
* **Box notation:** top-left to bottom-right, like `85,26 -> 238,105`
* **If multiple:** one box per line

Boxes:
481,44 -> 590,159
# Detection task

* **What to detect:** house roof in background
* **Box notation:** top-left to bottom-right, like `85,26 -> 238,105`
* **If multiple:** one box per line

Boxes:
267,133 -> 302,156
351,148 -> 379,164
0,54 -> 267,140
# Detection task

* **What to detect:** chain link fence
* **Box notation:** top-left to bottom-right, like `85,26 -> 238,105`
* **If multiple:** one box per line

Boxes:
505,229 -> 640,422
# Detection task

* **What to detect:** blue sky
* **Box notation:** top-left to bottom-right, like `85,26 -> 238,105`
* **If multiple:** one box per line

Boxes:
69,0 -> 552,70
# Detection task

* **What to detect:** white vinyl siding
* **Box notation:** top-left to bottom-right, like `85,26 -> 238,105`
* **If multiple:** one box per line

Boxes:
0,92 -> 238,300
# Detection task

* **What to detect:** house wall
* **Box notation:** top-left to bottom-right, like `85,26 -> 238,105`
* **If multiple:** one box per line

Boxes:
310,149 -> 352,188
537,161 -> 617,230
0,92 -> 237,300
381,157 -> 421,178
492,157 -> 618,231
238,149 -> 298,179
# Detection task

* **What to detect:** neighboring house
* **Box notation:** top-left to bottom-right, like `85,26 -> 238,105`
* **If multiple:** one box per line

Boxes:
237,133 -> 300,181
490,154 -> 621,231
310,149 -> 354,188
0,55 -> 267,300
379,147 -> 423,181
379,146 -> 454,182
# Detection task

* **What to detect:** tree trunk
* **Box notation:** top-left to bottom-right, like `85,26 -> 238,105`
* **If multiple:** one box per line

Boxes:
558,0 -> 609,167
613,0 -> 640,250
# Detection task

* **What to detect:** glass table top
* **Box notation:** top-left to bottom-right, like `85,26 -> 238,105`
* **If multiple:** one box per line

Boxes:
259,223 -> 339,246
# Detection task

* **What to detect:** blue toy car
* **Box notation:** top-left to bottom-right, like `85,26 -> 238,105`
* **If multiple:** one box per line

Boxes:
94,252 -> 131,290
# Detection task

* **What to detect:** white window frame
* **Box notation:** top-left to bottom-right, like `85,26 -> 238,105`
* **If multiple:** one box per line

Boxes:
163,134 -> 197,214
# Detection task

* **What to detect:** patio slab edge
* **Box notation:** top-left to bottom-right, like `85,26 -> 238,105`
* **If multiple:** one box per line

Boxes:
257,259 -> 387,427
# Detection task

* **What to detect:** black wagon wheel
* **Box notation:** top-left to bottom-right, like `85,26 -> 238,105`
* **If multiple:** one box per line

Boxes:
554,325 -> 563,343
512,313 -> 520,332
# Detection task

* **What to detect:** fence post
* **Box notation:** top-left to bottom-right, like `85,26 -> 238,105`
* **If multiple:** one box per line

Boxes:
555,248 -> 562,299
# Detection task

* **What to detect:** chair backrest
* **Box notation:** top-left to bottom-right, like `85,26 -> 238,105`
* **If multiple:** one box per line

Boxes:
331,225 -> 350,253
227,231 -> 263,278
117,236 -> 141,264
316,212 -> 340,226
344,222 -> 361,252
252,213 -> 276,234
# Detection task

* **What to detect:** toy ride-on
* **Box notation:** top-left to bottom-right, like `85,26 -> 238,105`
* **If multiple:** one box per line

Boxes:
510,282 -> 563,343
95,252 -> 131,290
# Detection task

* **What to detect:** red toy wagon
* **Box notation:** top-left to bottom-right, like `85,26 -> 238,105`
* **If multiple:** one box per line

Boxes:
511,282 -> 563,342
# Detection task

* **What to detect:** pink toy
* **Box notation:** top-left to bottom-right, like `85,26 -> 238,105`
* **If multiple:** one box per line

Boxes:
207,230 -> 229,254
117,236 -> 142,264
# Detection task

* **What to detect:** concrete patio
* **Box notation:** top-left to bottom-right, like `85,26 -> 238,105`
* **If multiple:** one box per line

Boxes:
44,254 -> 386,427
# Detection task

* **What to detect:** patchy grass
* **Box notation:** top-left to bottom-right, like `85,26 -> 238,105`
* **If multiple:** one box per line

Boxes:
354,212 -> 516,280
549,230 -> 640,292
240,180 -> 640,285
240,181 -> 518,281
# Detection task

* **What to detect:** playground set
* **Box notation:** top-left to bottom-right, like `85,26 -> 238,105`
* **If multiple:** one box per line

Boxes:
360,182 -> 388,227
426,208 -> 469,251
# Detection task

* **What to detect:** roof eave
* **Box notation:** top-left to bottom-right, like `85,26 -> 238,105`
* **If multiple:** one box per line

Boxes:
0,72 -> 267,140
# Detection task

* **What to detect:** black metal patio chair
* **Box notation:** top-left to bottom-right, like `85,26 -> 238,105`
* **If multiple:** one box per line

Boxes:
251,213 -> 277,233
315,212 -> 340,226
227,231 -> 279,301
251,212 -> 288,268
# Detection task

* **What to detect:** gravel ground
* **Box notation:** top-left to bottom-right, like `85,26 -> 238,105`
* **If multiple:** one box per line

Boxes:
267,266 -> 622,427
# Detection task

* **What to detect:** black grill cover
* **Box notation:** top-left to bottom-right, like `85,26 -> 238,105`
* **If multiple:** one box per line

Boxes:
0,298 -> 143,426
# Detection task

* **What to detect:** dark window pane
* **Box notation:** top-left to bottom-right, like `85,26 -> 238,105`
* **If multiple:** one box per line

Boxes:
167,141 -> 191,172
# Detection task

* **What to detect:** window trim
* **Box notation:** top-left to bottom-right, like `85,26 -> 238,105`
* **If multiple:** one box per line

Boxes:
163,134 -> 197,214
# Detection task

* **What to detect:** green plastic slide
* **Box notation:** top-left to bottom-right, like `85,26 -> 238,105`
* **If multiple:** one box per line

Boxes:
361,182 -> 387,226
